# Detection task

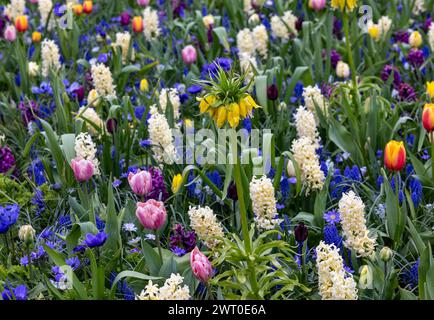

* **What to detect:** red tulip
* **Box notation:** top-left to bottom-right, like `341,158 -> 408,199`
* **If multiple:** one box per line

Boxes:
422,103 -> 434,132
15,16 -> 28,33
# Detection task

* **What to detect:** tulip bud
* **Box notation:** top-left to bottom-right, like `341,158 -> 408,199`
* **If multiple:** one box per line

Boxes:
137,0 -> 150,6
132,16 -> 144,33
267,84 -> 279,101
287,159 -> 296,177
202,15 -> 214,29
71,158 -> 95,182
384,140 -> 406,171
15,16 -> 28,33
309,0 -> 326,11
336,61 -> 350,78
181,45 -> 197,65
4,25 -> 16,42
358,265 -> 373,289
32,31 -> 42,43
73,4 -> 83,15
190,247 -> 213,283
120,12 -> 131,26
409,31 -> 422,48
136,199 -> 167,230
140,78 -> 149,92
83,1 -> 93,14
171,173 -> 183,193
427,81 -> 434,100
294,222 -> 308,243
19,225 -> 36,243
227,181 -> 238,200
128,169 -> 152,196
380,246 -> 393,262
106,118 -> 117,134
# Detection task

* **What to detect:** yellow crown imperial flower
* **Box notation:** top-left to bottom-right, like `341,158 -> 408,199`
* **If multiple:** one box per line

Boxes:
227,102 -> 240,128
331,0 -> 357,12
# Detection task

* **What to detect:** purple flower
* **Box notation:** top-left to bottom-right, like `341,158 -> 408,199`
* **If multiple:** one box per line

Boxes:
18,100 -> 39,126
380,65 -> 401,86
120,12 -> 131,26
83,231 -> 108,248
0,146 -> 16,174
145,167 -> 169,202
169,223 -> 197,255
407,49 -> 424,67
398,82 -> 417,101
394,30 -> 409,43
323,210 -> 341,224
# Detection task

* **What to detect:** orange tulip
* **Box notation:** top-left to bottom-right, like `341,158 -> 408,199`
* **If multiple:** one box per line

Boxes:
384,140 -> 406,171
422,103 -> 434,133
73,4 -> 83,15
132,16 -> 144,33
32,31 -> 42,43
83,1 -> 93,14
15,16 -> 28,33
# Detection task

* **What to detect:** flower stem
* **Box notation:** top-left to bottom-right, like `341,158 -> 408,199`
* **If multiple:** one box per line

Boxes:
155,231 -> 163,265
342,12 -> 361,111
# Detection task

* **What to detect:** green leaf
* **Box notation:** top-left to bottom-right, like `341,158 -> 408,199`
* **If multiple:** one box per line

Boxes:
103,178 -> 121,253
141,239 -> 162,276
109,271 -> 161,299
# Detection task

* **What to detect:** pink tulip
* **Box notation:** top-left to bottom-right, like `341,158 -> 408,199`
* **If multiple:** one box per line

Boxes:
71,158 -> 94,182
136,199 -> 167,230
4,25 -> 16,42
128,169 -> 152,196
137,0 -> 150,6
190,247 -> 212,283
309,0 -> 326,11
181,45 -> 197,65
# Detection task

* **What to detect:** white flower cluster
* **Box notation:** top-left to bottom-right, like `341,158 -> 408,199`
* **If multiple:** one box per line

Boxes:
429,24 -> 434,52
159,88 -> 181,119
291,136 -> 324,195
239,52 -> 257,84
338,191 -> 376,257
188,205 -> 224,249
148,106 -> 177,164
270,11 -> 298,40
302,85 -> 328,122
316,241 -> 358,300
74,132 -> 100,175
38,0 -> 54,30
237,28 -> 256,56
41,39 -> 61,77
412,0 -> 426,15
112,32 -> 134,63
77,107 -> 104,135
136,273 -> 190,300
294,106 -> 319,144
5,0 -> 25,20
249,175 -> 282,230
252,24 -> 269,58
143,7 -> 160,41
91,63 -> 116,98
28,62 -> 39,77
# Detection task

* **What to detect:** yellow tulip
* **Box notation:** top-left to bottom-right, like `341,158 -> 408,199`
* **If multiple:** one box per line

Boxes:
409,31 -> 422,48
427,81 -> 434,99
171,174 -> 183,193
368,24 -> 380,41
216,106 -> 227,128
227,102 -> 240,128
140,78 -> 149,92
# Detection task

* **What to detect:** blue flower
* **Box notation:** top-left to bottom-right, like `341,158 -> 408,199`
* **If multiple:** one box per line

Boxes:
323,224 -> 343,249
323,210 -> 341,225
28,158 -> 46,186
83,231 -> 108,248
403,258 -> 420,289
0,204 -> 19,233
1,284 -> 27,300
409,178 -> 422,207
187,84 -> 202,94
65,256 -> 81,270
